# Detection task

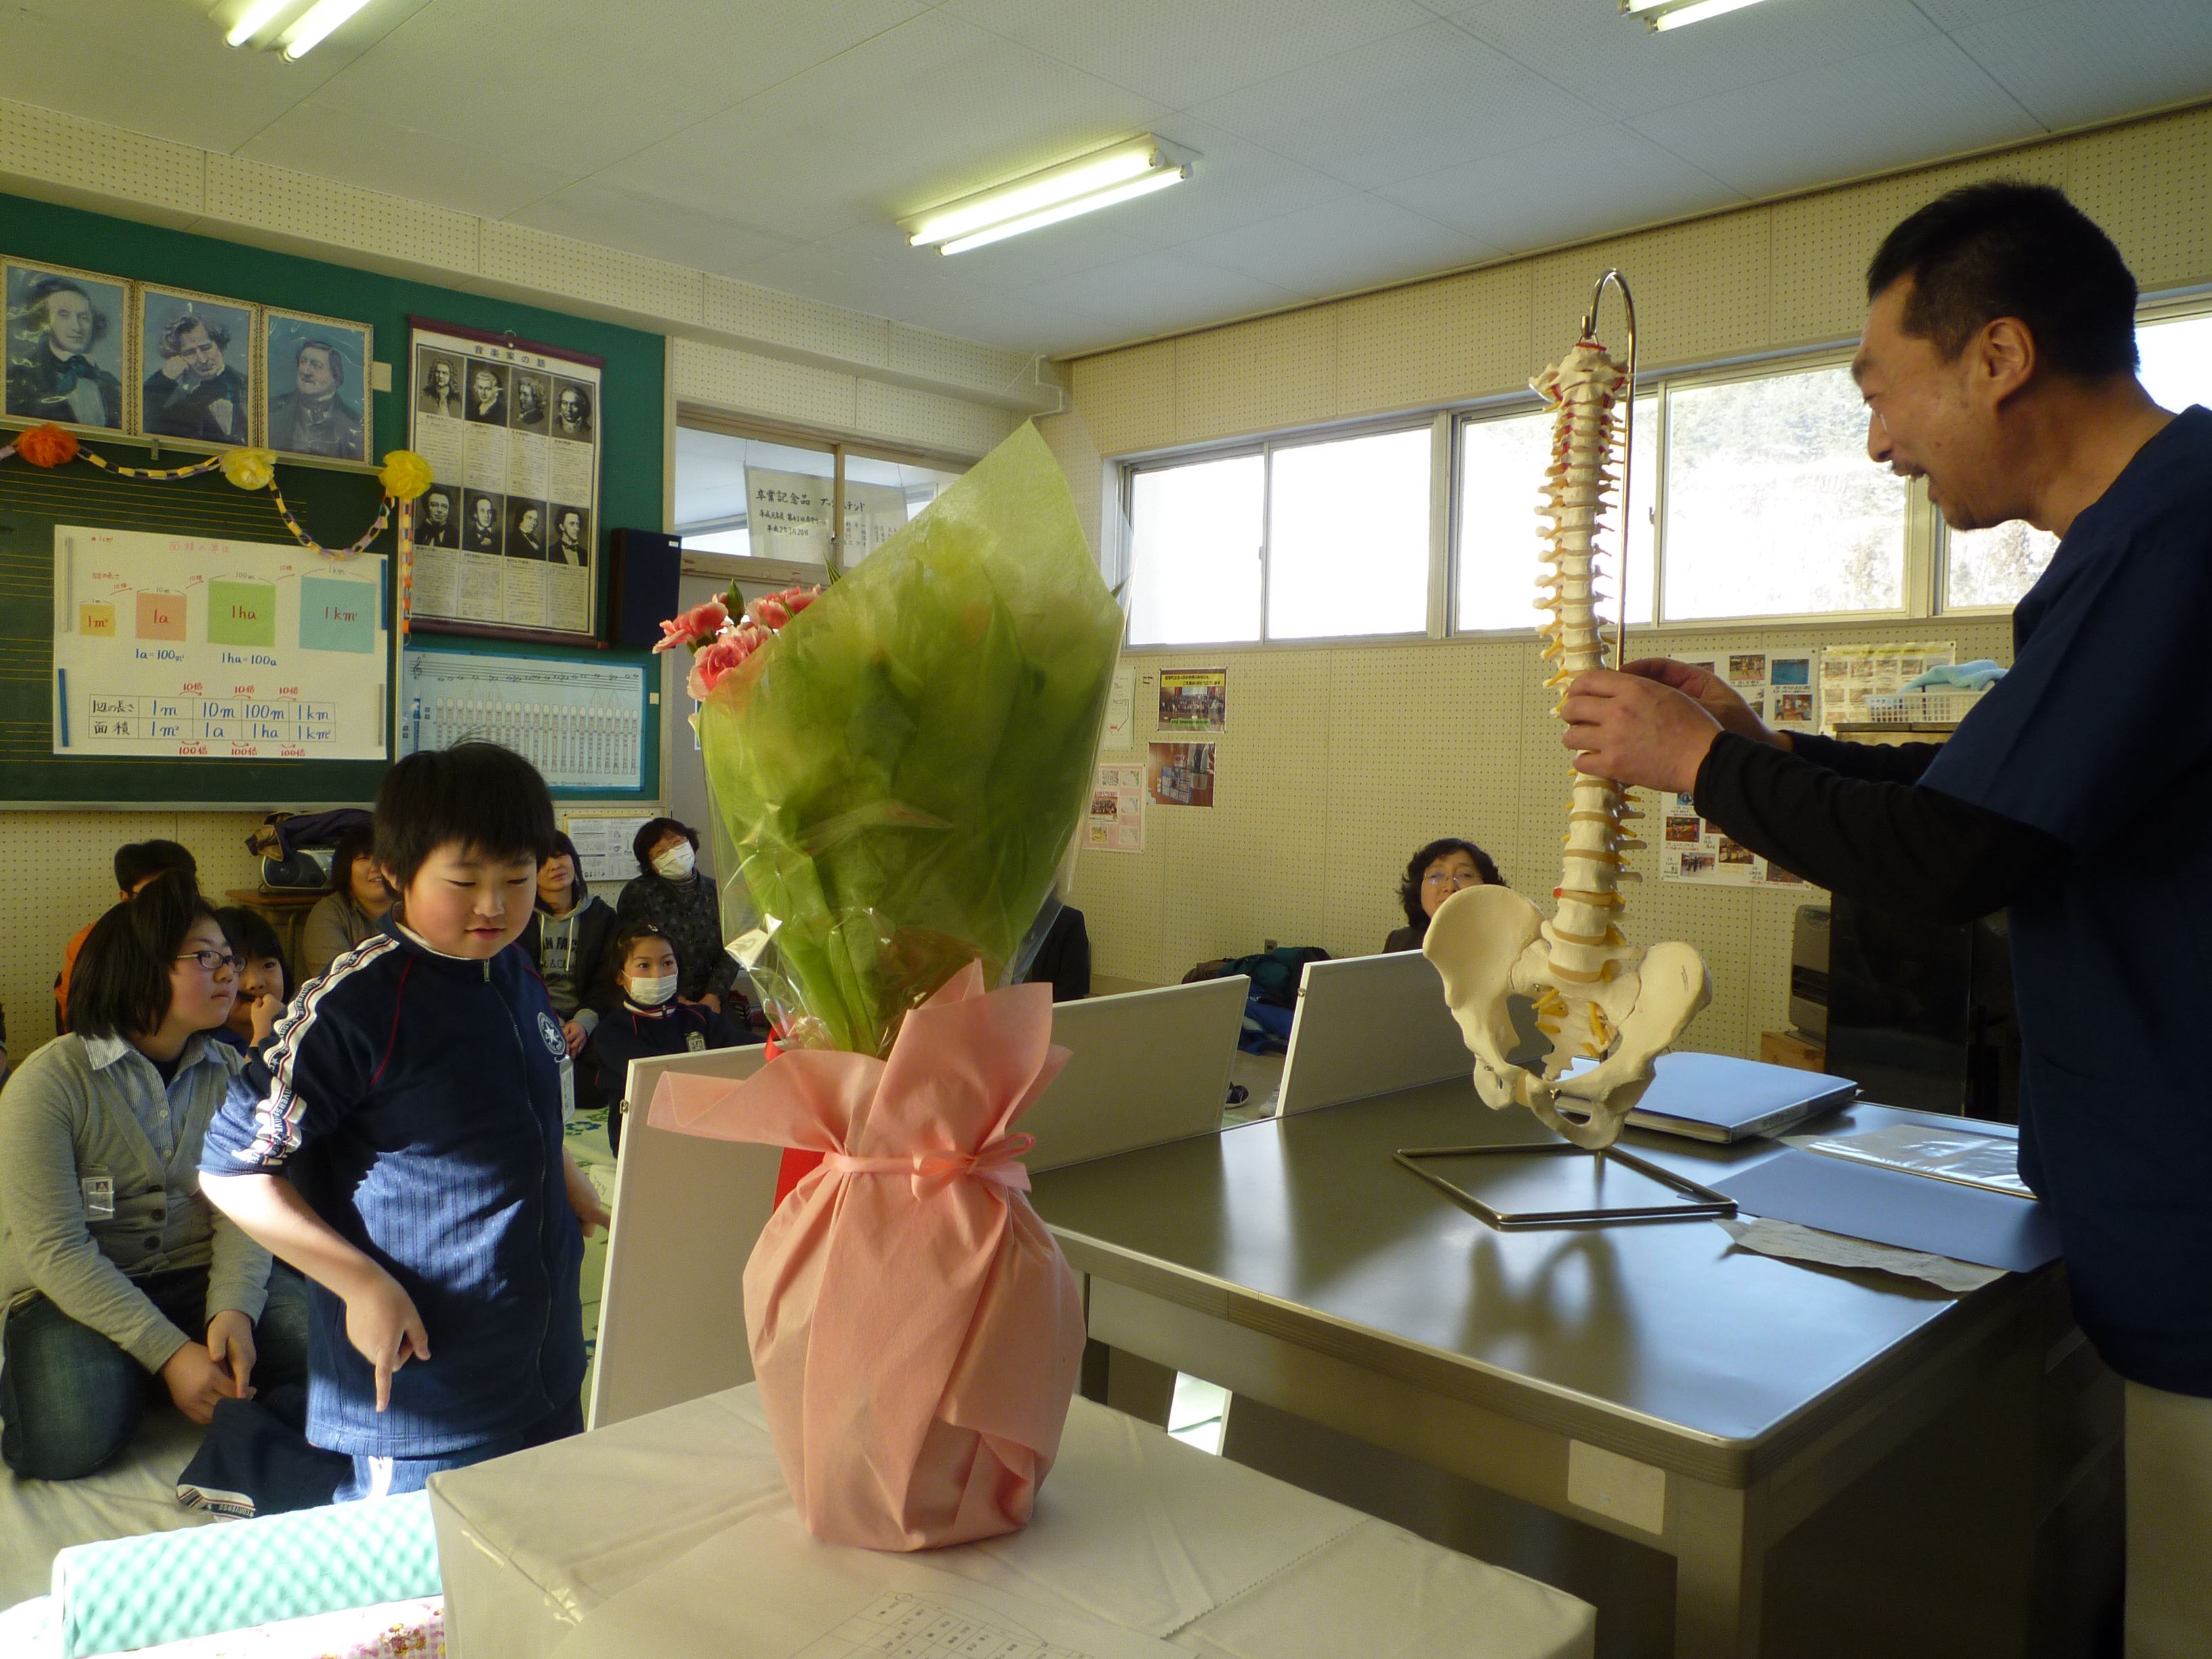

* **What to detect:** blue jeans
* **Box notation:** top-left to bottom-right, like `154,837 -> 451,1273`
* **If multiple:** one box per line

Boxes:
335,1396 -> 583,1502
0,1265 -> 312,1480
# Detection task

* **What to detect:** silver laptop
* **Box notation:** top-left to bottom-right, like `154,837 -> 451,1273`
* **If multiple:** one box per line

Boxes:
1025,977 -> 1248,1171
1277,951 -> 1473,1116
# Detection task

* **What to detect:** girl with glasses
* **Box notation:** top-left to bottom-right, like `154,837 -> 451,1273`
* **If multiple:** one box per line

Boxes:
0,871 -> 306,1479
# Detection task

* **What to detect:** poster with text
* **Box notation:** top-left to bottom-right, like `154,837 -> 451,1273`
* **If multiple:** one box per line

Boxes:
1087,762 -> 1145,853
1158,668 -> 1226,732
407,320 -> 602,642
1819,641 -> 1957,733
743,466 -> 909,565
1100,663 -> 1138,752
51,525 -> 386,760
1147,741 -> 1215,808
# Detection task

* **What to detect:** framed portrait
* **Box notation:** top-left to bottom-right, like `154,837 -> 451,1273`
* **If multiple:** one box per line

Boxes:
3,258 -> 131,436
135,285 -> 258,449
262,308 -> 372,465
405,317 -> 605,644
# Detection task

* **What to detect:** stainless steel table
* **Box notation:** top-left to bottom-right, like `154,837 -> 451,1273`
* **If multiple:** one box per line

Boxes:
1031,1084 -> 2117,1659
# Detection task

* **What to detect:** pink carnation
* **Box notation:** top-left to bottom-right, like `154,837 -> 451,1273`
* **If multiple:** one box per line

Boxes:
745,584 -> 824,632
689,623 -> 766,700
654,596 -> 730,654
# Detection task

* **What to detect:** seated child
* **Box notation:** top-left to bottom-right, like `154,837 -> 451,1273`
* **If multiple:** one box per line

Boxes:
55,838 -> 199,1031
0,871 -> 304,1479
199,743 -> 608,1500
210,905 -> 293,1053
587,924 -> 750,1155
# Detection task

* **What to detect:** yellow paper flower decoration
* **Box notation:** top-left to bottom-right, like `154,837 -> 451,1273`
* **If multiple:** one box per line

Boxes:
220,447 -> 277,491
380,449 -> 434,501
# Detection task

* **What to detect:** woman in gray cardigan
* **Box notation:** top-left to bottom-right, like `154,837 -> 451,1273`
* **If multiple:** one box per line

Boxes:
0,874 -> 308,1478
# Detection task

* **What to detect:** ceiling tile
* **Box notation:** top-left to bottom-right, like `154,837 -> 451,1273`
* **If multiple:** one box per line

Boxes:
241,111 -> 575,222
1626,35 -> 2043,199
1380,124 -> 1743,254
1021,248 -> 1306,343
1174,194 -> 1500,300
942,0 -> 1435,109
735,225 -> 980,323
1948,0 -> 2212,130
1910,0 -> 2059,25
508,178 -> 806,276
1185,18 -> 1603,190
1104,120 -> 1358,250
584,11 -> 1168,249
1450,0 -> 1942,121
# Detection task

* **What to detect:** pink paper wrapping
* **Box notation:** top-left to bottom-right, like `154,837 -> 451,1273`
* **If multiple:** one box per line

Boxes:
647,962 -> 1087,1551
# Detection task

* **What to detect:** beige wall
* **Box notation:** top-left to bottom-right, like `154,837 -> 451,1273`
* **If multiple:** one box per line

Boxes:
1044,103 -> 2212,1063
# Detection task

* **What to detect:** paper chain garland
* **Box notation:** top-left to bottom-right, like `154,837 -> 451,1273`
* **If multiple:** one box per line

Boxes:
0,423 -> 429,634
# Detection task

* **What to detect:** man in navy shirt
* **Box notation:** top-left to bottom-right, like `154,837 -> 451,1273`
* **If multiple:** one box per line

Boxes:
1559,183 -> 2209,1656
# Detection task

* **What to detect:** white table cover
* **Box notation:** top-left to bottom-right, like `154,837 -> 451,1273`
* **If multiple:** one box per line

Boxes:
428,1385 -> 1593,1659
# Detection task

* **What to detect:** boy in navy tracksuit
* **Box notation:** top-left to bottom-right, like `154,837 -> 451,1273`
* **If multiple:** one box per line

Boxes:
201,744 -> 607,1498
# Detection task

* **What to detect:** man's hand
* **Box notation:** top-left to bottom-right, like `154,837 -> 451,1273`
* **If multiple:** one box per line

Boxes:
564,1148 -> 611,1240
205,1309 -> 258,1400
159,1341 -> 235,1425
1559,668 -> 1725,796
342,1270 -> 430,1414
1619,658 -> 1788,750
560,1018 -> 588,1057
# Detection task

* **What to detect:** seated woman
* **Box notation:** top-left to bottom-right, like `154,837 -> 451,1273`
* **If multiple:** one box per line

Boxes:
0,872 -> 307,1479
209,905 -> 291,1053
587,924 -> 750,1155
615,817 -> 742,1019
298,827 -> 390,981
1385,838 -> 1505,954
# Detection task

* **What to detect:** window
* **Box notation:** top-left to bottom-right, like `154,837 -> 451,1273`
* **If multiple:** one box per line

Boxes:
1664,365 -> 1906,621
1942,307 -> 2212,611
1456,398 -> 1655,634
675,421 -> 964,571
1126,426 -> 1431,647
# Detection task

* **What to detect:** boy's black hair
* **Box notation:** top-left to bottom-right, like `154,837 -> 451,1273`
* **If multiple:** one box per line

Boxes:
114,838 -> 197,893
1866,182 -> 2138,381
69,869 -> 216,1040
1396,837 -> 1506,931
631,816 -> 699,876
604,922 -> 679,988
213,903 -> 293,1002
373,743 -> 556,893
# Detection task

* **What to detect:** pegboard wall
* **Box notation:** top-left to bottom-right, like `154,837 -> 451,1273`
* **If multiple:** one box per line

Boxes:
1057,103 -> 2211,1064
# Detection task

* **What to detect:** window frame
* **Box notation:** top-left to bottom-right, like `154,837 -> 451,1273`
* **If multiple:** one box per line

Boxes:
1118,411 -> 1448,652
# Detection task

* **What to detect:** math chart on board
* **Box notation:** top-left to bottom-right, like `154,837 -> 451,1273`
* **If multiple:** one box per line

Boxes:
399,647 -> 647,792
49,525 -> 388,761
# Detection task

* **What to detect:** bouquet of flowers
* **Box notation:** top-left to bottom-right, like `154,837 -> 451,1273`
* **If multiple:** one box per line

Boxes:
647,424 -> 1122,1550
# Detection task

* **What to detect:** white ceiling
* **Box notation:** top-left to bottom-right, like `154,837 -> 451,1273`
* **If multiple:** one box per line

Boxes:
5,0 -> 2209,356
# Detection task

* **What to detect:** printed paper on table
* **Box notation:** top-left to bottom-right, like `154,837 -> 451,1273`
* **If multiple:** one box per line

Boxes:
50,525 -> 386,760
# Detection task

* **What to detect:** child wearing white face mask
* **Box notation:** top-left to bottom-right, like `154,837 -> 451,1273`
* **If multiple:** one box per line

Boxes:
613,817 -> 745,1023
586,924 -> 750,1154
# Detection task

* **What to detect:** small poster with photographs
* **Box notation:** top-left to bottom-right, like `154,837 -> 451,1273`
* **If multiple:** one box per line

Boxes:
405,319 -> 602,642
1147,741 -> 1215,808
262,308 -> 371,464
1818,641 -> 1957,733
4,258 -> 131,436
1158,667 -> 1227,732
136,285 -> 258,449
1679,647 -> 1821,739
1660,790 -> 1809,890
1088,761 -> 1145,853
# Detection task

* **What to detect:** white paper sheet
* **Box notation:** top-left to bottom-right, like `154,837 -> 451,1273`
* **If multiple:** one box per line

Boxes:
550,1510 -> 1191,1659
1718,1214 -> 2007,1294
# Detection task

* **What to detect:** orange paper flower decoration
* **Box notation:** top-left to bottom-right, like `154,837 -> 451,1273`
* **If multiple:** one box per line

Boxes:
18,424 -> 79,468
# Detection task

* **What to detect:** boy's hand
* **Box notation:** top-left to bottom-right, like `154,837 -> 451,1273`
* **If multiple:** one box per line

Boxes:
205,1309 -> 258,1399
159,1341 -> 237,1425
563,1149 -> 611,1240
344,1270 -> 430,1413
246,989 -> 286,1044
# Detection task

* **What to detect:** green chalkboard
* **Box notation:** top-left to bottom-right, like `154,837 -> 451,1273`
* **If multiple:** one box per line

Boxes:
1,189 -> 665,807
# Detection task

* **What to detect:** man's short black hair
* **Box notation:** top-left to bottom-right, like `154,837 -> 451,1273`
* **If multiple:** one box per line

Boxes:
69,869 -> 213,1040
632,817 -> 699,876
115,838 -> 197,892
373,742 -> 556,894
1866,181 -> 2138,380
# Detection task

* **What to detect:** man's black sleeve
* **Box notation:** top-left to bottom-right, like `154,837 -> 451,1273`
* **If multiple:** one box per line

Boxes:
1784,731 -> 1944,784
1691,732 -> 2067,922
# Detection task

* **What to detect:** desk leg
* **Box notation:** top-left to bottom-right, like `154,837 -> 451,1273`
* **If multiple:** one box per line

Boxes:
1671,1479 -> 1765,1659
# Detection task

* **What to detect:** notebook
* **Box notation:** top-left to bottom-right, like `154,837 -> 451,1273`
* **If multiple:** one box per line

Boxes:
1618,1050 -> 1858,1143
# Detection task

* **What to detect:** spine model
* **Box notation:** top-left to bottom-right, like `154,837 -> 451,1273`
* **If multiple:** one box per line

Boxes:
1422,333 -> 1710,1150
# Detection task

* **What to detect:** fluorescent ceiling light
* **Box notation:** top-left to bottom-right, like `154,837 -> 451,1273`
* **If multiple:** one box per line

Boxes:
903,136 -> 1193,253
1650,0 -> 1767,28
277,0 -> 371,59
224,0 -> 293,47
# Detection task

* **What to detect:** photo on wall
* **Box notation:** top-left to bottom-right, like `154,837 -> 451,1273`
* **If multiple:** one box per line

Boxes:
136,284 -> 257,448
262,308 -> 371,464
3,258 -> 130,434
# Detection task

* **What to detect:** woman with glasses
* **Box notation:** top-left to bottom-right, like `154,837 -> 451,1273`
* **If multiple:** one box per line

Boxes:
1384,838 -> 1506,954
0,871 -> 306,1478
